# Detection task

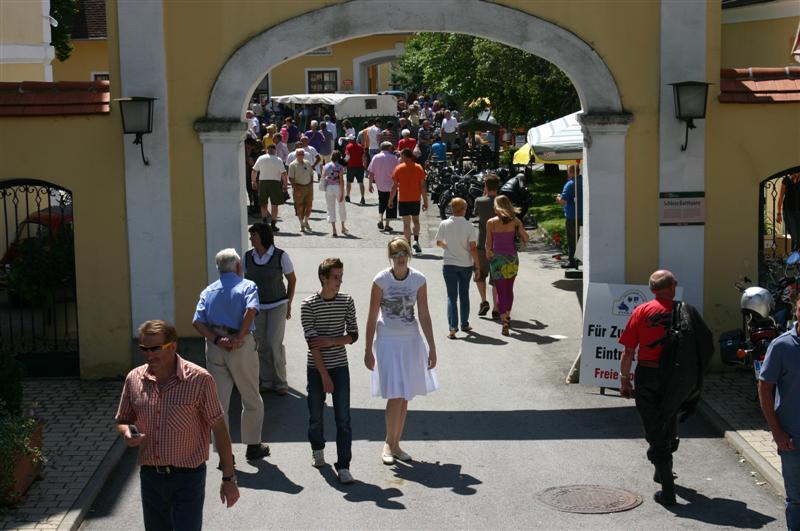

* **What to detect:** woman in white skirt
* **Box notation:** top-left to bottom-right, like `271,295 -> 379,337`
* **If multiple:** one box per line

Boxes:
364,237 -> 438,465
322,151 -> 347,237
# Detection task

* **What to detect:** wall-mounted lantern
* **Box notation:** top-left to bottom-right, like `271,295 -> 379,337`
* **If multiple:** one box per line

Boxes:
115,97 -> 156,165
669,81 -> 711,151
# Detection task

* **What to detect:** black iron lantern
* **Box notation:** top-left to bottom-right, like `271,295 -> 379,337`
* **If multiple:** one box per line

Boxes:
115,97 -> 157,165
669,81 -> 711,151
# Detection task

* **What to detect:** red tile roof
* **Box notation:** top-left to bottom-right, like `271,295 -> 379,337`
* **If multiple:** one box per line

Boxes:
719,67 -> 800,103
0,81 -> 110,117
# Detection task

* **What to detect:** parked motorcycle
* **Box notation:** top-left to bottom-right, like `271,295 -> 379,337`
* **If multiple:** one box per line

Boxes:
719,275 -> 797,380
437,169 -> 482,220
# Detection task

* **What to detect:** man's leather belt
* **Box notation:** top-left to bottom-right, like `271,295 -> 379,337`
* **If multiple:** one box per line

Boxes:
637,360 -> 660,368
212,325 -> 240,335
141,464 -> 205,474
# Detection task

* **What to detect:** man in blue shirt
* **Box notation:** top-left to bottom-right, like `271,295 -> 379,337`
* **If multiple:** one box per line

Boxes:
430,135 -> 447,163
759,297 -> 800,531
556,165 -> 579,269
193,248 -> 270,464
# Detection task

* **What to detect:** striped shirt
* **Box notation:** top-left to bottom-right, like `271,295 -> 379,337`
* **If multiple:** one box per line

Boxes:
115,355 -> 224,468
301,292 -> 358,369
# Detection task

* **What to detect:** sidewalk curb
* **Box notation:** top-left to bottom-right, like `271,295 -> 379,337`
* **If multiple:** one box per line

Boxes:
697,400 -> 784,495
57,437 -> 127,531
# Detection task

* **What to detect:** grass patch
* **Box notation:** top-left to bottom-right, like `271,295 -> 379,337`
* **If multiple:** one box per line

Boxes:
529,169 -> 568,251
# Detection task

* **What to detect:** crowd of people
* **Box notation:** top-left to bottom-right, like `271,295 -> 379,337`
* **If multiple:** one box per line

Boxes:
246,95 -> 479,241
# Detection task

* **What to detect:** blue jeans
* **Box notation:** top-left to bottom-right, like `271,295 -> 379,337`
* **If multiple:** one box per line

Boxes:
781,448 -> 800,530
140,465 -> 206,531
307,366 -> 351,471
443,265 -> 473,330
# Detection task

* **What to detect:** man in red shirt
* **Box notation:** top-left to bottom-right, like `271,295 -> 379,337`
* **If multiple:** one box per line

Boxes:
116,320 -> 239,530
344,136 -> 366,205
618,270 -> 683,507
389,148 -> 428,253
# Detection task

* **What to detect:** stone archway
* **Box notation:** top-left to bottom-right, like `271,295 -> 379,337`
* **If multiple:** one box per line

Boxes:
352,43 -> 406,93
198,0 -> 632,293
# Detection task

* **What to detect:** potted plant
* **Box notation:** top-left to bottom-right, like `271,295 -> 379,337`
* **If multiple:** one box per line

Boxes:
0,351 -> 44,506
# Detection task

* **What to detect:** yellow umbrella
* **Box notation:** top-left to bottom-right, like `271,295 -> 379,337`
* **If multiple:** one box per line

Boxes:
513,144 -> 532,164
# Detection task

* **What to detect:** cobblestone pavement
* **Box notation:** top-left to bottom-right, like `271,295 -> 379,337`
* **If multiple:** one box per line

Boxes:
1,379 -> 122,531
701,370 -> 783,485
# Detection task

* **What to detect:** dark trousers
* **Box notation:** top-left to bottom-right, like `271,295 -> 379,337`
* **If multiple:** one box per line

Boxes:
634,367 -> 679,463
786,210 -> 800,251
140,465 -> 206,531
307,366 -> 351,471
565,216 -> 577,262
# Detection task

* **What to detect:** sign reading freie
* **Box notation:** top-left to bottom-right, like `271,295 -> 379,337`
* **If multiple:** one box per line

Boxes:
659,191 -> 705,226
580,283 -> 683,389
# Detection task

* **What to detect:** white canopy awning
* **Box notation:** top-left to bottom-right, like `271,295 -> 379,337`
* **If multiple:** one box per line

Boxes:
526,111 -> 583,162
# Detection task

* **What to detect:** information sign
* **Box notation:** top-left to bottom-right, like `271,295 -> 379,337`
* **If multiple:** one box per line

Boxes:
658,191 -> 705,226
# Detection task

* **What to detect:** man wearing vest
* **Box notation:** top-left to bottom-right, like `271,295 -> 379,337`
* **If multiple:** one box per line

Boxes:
244,223 -> 296,395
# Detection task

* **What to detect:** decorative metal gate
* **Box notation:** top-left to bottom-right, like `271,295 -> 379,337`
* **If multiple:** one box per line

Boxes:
0,180 -> 79,376
759,166 -> 800,285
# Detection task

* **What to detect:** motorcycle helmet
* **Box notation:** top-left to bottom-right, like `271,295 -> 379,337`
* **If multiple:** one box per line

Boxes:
741,287 -> 774,319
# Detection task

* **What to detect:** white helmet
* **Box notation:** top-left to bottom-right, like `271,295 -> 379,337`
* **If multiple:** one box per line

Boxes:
741,287 -> 774,319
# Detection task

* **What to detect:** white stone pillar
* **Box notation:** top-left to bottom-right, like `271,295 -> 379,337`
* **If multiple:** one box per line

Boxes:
579,114 -> 633,297
118,0 -> 174,333
196,123 -> 249,284
659,0 -> 707,311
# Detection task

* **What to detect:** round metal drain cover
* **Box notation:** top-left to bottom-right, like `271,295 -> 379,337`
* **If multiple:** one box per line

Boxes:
537,485 -> 642,514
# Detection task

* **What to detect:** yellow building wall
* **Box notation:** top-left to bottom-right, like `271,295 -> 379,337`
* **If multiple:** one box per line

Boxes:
722,17 -> 800,68
0,63 -> 47,81
706,4 -> 800,345
378,61 -> 392,91
0,0 -> 44,43
52,40 -> 110,81
269,34 -> 409,95
0,115 -> 131,379
146,0 -> 663,336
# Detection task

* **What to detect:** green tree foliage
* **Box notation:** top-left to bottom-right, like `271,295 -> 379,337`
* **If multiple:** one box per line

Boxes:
50,0 -> 79,62
394,33 -> 580,128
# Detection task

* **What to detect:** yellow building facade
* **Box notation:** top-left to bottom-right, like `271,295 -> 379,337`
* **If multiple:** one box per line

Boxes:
0,0 -> 55,81
0,0 -> 798,378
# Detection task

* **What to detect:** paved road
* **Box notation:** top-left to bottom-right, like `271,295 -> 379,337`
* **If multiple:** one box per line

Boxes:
83,191 -> 785,530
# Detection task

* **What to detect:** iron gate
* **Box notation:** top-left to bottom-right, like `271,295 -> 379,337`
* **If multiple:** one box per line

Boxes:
0,179 -> 79,376
759,166 -> 800,286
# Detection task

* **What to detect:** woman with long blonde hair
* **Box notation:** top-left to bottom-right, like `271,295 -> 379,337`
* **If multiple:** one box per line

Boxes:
364,237 -> 438,464
485,195 -> 529,335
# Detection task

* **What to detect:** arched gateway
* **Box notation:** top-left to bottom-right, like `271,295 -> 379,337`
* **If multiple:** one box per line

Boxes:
196,0 -> 632,298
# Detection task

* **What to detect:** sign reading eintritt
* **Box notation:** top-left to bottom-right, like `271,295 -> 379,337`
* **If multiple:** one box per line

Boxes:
580,282 -> 683,389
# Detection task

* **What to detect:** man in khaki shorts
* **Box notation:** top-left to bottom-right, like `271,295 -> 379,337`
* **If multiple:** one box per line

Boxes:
288,149 -> 315,233
251,143 -> 287,233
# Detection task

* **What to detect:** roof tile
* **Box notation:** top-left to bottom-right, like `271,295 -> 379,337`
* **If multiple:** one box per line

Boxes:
0,80 -> 111,117
718,66 -> 800,104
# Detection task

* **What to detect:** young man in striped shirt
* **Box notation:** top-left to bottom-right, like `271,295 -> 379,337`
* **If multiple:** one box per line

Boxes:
300,258 -> 359,484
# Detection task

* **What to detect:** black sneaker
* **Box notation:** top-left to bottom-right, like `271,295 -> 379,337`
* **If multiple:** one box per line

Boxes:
360,197 -> 366,205
345,196 -> 351,202
413,242 -> 422,253
271,222 -> 280,233
245,443 -> 270,461
377,221 -> 384,230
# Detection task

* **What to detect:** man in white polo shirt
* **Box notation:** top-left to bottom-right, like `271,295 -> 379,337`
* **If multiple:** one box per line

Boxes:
251,144 -> 288,233
434,197 -> 479,338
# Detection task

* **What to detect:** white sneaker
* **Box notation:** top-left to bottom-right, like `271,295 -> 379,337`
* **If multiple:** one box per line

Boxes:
312,449 -> 326,468
337,468 -> 354,484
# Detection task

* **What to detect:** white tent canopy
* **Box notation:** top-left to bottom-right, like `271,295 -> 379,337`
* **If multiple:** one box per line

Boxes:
526,111 -> 583,162
270,93 -> 397,118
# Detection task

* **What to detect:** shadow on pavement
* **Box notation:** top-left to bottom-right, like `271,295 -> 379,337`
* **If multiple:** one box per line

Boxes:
233,391 -> 721,444
319,466 -> 405,510
551,278 -> 583,308
391,460 -> 481,495
457,330 -> 507,345
236,460 -> 304,494
668,485 -> 777,528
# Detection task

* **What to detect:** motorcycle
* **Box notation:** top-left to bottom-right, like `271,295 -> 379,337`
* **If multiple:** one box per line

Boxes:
719,275 -> 797,380
498,172 -> 536,228
437,169 -> 482,220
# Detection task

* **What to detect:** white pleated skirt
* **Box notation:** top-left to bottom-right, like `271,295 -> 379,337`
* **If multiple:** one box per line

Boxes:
371,328 -> 439,400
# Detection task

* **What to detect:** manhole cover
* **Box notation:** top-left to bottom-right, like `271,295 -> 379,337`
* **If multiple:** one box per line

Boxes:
537,485 -> 643,514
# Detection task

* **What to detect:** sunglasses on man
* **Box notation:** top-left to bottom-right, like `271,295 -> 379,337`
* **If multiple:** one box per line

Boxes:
138,341 -> 175,353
